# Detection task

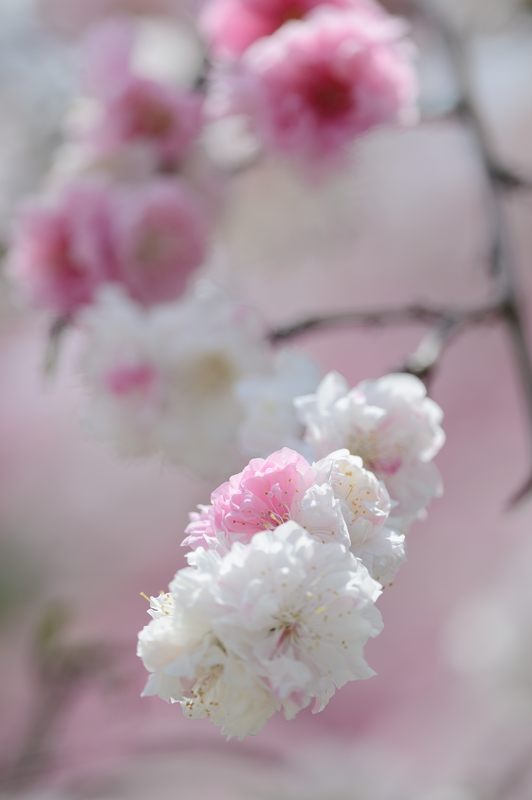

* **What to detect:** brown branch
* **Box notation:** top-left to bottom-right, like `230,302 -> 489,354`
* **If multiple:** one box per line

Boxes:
270,302 -> 498,344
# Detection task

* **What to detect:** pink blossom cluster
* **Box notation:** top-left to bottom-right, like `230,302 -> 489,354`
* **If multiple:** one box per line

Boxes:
202,0 -> 418,168
7,1 -> 419,318
8,178 -> 209,316
7,19 -> 213,318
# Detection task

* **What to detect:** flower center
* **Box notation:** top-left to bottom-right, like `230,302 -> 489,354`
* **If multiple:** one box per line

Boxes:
278,2 -> 305,24
305,71 -> 353,119
183,664 -> 224,717
262,508 -> 290,530
348,431 -> 403,477
185,352 -> 236,395
128,93 -> 174,139
134,228 -> 180,267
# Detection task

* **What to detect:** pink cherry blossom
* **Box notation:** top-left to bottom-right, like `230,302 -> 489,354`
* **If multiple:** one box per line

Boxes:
201,0 -> 382,58
8,178 -> 209,316
183,448 -> 316,549
109,179 -> 209,306
7,181 -> 116,317
89,75 -> 203,167
224,8 -> 417,168
80,20 -> 203,166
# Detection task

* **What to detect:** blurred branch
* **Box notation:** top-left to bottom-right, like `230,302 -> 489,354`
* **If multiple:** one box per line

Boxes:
44,316 -> 70,378
272,5 -> 532,502
413,1 -> 532,503
0,604 -> 110,793
270,301 -> 499,343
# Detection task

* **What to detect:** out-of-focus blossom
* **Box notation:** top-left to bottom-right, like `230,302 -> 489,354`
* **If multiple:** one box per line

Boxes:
445,535 -> 532,722
85,75 -> 203,167
314,449 -> 405,585
108,178 -> 209,306
79,20 -> 204,168
8,178 -> 210,315
138,521 -> 382,736
80,285 -> 272,477
200,0 -> 383,58
7,181 -> 115,317
296,372 -> 444,522
217,8 -> 417,169
237,348 -> 321,457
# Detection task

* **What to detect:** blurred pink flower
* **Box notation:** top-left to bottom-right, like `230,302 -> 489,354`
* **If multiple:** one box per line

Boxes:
200,0 -> 382,58
8,181 -> 116,317
224,9 -> 417,168
109,179 -> 209,306
89,76 -> 203,167
80,19 -> 203,167
8,178 -> 209,316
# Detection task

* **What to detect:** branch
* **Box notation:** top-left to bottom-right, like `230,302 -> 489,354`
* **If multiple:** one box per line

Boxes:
414,1 -> 532,503
270,303 -> 498,344
0,605 -> 110,792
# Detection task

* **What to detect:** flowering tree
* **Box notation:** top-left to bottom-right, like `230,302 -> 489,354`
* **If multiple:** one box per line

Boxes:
1,0 -> 532,794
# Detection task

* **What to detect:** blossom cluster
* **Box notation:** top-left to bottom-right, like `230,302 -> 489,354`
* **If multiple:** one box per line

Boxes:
203,0 -> 417,169
80,285 -> 320,477
7,0 -> 417,318
137,372 -> 444,737
7,19 -> 215,319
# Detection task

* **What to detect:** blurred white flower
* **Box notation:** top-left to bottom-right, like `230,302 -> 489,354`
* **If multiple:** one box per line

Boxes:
80,283 -> 272,477
237,349 -> 321,458
445,588 -> 532,716
296,372 -> 444,523
138,521 -> 382,737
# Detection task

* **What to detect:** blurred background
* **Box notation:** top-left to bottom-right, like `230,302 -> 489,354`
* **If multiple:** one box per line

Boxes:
1,0 -> 532,798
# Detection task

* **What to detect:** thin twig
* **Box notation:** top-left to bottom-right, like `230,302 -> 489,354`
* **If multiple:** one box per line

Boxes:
401,315 -> 461,386
270,302 -> 499,343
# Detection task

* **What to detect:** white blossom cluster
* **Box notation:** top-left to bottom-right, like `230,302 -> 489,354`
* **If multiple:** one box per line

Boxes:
80,284 -> 319,479
296,371 -> 445,525
138,522 -> 383,738
137,366 -> 444,737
